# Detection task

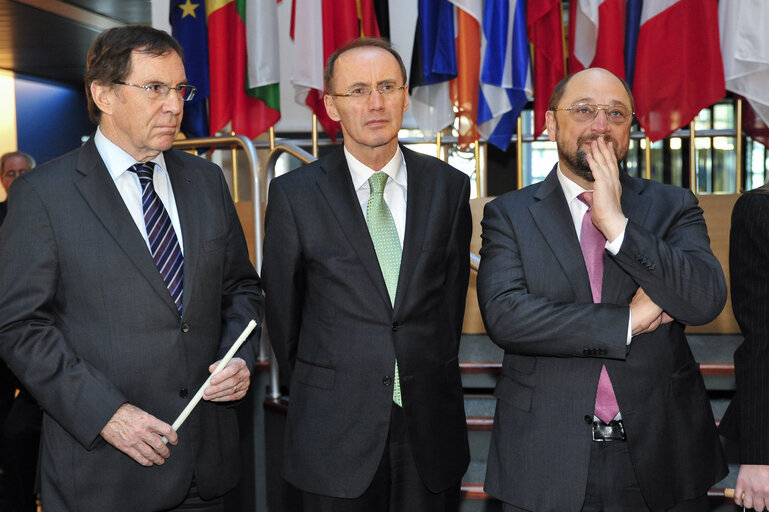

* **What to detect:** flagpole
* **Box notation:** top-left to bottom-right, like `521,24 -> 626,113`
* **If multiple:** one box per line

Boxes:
269,126 -> 276,151
231,130 -> 240,202
516,115 -> 523,191
560,0 -> 567,73
735,98 -> 742,192
689,121 -> 697,193
436,131 -> 442,159
312,114 -> 319,158
474,140 -> 482,199
643,136 -> 651,180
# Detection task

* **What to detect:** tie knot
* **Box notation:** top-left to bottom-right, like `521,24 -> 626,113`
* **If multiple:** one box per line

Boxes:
578,191 -> 594,208
368,172 -> 389,196
130,162 -> 155,183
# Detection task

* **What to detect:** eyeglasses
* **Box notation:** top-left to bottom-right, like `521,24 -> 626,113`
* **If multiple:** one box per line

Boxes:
330,83 -> 407,99
551,103 -> 634,124
3,169 -> 29,179
113,81 -> 197,102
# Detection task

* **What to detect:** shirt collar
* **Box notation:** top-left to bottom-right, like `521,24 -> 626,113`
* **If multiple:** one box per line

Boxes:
556,164 -> 589,205
344,146 -> 407,191
94,126 -> 168,181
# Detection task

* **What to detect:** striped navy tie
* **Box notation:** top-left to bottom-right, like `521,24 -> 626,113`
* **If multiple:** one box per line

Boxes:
130,163 -> 184,313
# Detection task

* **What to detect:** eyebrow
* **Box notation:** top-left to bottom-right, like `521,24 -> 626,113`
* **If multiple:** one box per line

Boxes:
345,78 -> 399,88
571,97 -> 629,107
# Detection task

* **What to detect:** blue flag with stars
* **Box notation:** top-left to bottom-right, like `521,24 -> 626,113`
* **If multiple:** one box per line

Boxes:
170,0 -> 209,138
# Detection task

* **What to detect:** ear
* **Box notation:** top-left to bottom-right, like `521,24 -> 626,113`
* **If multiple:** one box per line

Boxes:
91,81 -> 114,117
324,94 -> 341,122
402,84 -> 409,113
545,110 -> 557,142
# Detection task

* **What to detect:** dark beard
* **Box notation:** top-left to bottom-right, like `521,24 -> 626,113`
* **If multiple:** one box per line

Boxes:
557,134 -> 622,182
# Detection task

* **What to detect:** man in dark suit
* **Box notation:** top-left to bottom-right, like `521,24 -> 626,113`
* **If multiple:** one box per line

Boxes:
0,151 -> 34,226
262,38 -> 471,511
0,25 -> 262,512
720,186 -> 769,511
477,68 -> 727,512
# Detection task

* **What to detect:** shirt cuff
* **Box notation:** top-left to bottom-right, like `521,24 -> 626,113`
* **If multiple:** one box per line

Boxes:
626,309 -> 633,345
605,218 -> 628,255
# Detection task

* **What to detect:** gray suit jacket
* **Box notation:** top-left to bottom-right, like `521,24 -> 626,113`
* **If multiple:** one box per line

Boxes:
262,145 -> 471,498
0,137 -> 263,512
478,168 -> 727,512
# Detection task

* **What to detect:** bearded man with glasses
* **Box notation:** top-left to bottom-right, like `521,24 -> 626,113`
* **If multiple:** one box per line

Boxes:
0,25 -> 262,512
263,37 -> 471,511
477,68 -> 727,512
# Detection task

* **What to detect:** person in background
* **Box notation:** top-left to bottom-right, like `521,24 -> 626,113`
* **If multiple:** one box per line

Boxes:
0,151 -> 34,226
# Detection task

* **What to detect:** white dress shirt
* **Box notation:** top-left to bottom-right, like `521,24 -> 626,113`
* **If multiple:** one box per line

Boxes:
94,127 -> 184,254
344,146 -> 408,245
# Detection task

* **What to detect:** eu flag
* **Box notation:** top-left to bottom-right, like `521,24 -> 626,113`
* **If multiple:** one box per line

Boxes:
170,0 -> 209,138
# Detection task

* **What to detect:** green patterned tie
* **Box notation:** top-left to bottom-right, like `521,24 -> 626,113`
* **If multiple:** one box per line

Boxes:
366,172 -> 403,407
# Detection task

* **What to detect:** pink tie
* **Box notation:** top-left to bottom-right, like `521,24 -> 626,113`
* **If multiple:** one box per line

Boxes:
578,192 -> 620,424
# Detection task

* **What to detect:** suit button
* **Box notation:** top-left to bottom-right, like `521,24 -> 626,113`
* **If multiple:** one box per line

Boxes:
382,376 -> 392,386
179,387 -> 188,398
649,263 -> 656,271
392,323 -> 399,331
584,415 -> 592,424
181,322 -> 190,333
582,347 -> 590,355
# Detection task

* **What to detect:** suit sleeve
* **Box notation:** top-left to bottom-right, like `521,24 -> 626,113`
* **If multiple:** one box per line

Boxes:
262,179 -> 305,384
611,189 -> 726,326
446,177 -> 472,337
477,199 -> 629,359
728,193 -> 769,463
0,177 -> 127,449
215,169 -> 264,371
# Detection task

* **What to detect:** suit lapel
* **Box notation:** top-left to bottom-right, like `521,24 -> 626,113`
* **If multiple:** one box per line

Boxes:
74,139 -> 180,315
316,148 -> 394,309
602,172 -> 650,304
165,149 -> 200,317
530,168 -> 594,304
395,147 -> 432,311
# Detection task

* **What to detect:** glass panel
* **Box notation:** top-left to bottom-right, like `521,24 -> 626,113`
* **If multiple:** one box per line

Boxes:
694,137 -> 713,193
712,136 -> 736,193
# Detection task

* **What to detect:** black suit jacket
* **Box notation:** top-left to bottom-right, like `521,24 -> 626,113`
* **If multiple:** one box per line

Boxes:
477,168 -> 727,512
262,145 -> 471,498
720,188 -> 769,463
0,138 -> 263,512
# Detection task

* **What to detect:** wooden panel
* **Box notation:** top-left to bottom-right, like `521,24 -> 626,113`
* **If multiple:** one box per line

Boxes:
687,193 -> 740,334
462,193 -> 742,336
462,197 -> 494,334
235,200 -> 256,266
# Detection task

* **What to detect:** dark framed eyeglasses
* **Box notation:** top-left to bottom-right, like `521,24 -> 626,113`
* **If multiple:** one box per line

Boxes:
113,81 -> 197,102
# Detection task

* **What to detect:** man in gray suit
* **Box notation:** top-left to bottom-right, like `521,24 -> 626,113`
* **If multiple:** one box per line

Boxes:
263,38 -> 470,511
0,25 -> 262,512
477,68 -> 726,511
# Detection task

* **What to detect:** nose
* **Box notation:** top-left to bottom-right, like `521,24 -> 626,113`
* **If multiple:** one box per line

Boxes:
163,89 -> 184,114
367,88 -> 385,109
591,109 -> 609,132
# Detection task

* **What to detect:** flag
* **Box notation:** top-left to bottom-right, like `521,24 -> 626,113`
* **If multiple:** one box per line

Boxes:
719,0 -> 769,128
568,0 -> 625,78
291,0 -> 381,141
450,0 -> 483,148
633,0 -> 724,141
624,0 -> 642,87
527,0 -> 565,137
170,0 -> 209,138
245,0 -> 281,123
207,0 -> 280,138
409,0 -> 457,139
477,0 -> 532,150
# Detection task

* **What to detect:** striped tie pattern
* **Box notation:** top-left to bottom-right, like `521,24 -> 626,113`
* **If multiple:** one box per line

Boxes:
130,163 -> 184,313
366,172 -> 403,407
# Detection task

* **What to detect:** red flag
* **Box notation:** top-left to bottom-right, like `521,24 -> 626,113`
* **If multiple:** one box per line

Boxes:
568,0 -> 625,77
633,0 -> 724,141
207,0 -> 280,138
527,0 -> 566,137
291,0 -> 381,141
